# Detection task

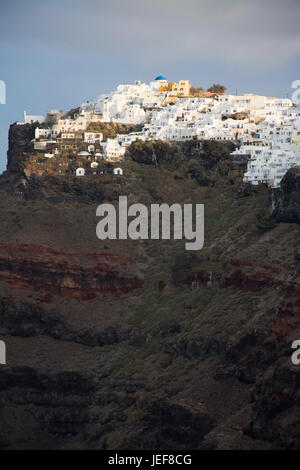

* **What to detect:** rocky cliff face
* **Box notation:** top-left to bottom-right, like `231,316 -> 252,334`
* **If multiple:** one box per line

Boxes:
271,166 -> 300,224
7,123 -> 36,176
1,130 -> 300,449
0,243 -> 142,300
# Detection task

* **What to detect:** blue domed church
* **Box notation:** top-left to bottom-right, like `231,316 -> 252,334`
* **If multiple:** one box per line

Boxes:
150,75 -> 167,90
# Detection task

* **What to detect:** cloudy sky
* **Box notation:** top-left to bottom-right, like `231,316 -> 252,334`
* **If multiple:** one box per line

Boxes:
0,0 -> 300,171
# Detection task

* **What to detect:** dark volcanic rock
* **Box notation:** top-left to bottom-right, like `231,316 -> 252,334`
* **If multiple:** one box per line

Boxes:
7,123 -> 37,175
215,331 -> 287,384
245,365 -> 300,449
122,400 -> 216,450
163,335 -> 227,359
271,166 -> 300,223
0,297 -> 134,346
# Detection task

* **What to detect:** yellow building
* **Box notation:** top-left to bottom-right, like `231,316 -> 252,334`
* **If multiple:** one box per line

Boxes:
171,80 -> 191,97
158,82 -> 174,93
158,80 -> 191,97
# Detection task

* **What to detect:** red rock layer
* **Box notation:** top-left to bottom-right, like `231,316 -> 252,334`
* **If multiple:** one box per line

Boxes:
0,243 -> 142,300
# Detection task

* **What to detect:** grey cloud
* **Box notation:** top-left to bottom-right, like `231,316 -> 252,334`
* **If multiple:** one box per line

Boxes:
0,0 -> 300,70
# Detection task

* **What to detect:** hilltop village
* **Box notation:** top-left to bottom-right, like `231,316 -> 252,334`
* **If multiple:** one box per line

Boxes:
18,75 -> 300,188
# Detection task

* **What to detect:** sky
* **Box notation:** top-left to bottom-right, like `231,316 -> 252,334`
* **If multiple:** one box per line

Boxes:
0,0 -> 300,172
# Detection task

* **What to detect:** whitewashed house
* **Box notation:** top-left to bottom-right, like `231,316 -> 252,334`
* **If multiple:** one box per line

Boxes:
113,167 -> 123,175
84,132 -> 103,143
23,111 -> 45,124
76,168 -> 85,177
102,139 -> 126,161
35,127 -> 52,139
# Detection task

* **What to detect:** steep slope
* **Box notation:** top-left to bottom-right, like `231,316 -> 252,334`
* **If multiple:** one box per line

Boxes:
0,128 -> 300,449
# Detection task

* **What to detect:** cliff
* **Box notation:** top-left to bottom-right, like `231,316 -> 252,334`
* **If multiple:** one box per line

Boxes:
6,123 -> 37,176
0,243 -> 142,300
1,127 -> 300,449
271,166 -> 300,224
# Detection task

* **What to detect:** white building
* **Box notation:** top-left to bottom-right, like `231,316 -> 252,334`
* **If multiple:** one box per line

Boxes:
234,112 -> 300,188
61,132 -> 75,140
34,140 -> 56,150
35,127 -> 52,139
76,168 -> 85,177
102,139 -> 126,161
113,167 -> 123,175
88,76 -> 167,124
52,116 -> 88,134
26,75 -> 298,186
23,111 -> 45,124
84,132 -> 103,143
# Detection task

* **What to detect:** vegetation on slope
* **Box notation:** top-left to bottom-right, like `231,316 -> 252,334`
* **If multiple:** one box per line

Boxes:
1,136 -> 300,449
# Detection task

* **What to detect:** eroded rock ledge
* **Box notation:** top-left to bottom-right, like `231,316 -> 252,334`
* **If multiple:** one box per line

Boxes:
0,243 -> 142,299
